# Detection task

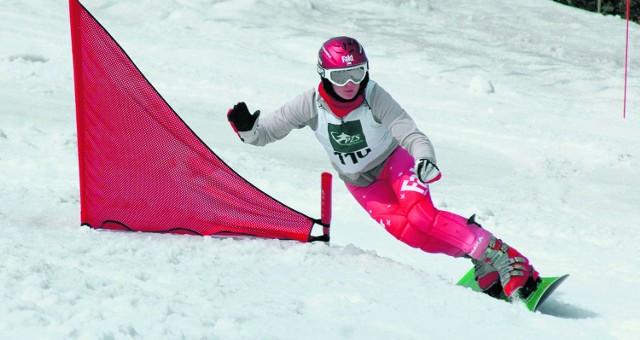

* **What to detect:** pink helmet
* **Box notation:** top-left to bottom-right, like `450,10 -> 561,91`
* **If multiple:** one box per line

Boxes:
317,36 -> 368,71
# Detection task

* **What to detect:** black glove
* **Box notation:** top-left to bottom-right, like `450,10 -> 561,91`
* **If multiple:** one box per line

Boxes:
227,102 -> 260,132
415,158 -> 441,184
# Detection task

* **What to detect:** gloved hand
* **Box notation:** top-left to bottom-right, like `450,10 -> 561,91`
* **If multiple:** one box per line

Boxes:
415,158 -> 441,184
227,102 -> 260,132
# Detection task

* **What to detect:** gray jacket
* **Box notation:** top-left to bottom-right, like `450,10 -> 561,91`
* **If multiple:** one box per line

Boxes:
238,81 -> 436,186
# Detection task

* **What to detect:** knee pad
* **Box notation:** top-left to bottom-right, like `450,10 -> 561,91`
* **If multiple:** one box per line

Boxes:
429,211 -> 492,258
371,202 -> 492,258
406,206 -> 493,258
383,205 -> 468,257
394,222 -> 426,248
406,200 -> 437,233
394,220 -> 468,257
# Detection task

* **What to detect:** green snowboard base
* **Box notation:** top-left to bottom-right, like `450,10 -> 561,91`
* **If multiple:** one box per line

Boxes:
457,268 -> 569,312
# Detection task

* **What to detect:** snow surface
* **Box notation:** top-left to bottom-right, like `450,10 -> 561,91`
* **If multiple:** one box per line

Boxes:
1,0 -> 639,339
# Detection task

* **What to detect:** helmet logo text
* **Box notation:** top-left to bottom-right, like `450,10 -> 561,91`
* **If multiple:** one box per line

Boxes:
341,55 -> 354,64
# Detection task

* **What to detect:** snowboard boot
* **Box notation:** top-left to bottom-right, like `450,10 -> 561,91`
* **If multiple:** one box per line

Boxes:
477,237 -> 541,299
471,258 -> 503,298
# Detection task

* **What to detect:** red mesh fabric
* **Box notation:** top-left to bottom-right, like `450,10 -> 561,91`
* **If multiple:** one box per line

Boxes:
69,0 -> 314,241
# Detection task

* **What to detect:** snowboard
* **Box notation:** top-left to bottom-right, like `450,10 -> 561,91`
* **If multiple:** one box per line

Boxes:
457,268 -> 569,312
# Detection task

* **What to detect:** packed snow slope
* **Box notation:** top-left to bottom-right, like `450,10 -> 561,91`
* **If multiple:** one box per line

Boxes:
1,0 -> 639,339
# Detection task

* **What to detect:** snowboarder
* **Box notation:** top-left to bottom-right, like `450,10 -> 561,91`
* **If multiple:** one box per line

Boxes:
227,36 -> 540,299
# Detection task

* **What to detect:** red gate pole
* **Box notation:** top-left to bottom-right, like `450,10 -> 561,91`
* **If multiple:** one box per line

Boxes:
321,172 -> 333,238
624,0 -> 631,119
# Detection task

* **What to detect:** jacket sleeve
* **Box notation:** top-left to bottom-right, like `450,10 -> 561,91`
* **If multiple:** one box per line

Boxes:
368,83 -> 437,163
239,88 -> 317,146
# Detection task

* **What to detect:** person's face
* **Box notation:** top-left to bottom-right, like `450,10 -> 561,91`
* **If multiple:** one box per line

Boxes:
332,81 -> 360,100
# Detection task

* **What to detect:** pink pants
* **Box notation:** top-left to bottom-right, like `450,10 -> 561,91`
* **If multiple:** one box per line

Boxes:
346,148 -> 492,259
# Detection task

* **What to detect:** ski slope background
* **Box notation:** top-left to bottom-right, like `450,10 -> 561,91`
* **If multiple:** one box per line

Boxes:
1,0 -> 639,338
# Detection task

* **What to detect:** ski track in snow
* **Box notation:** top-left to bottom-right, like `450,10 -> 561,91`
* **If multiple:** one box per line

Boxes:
1,0 -> 639,339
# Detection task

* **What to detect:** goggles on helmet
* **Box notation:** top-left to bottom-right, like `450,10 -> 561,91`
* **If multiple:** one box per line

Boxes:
318,63 -> 368,86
